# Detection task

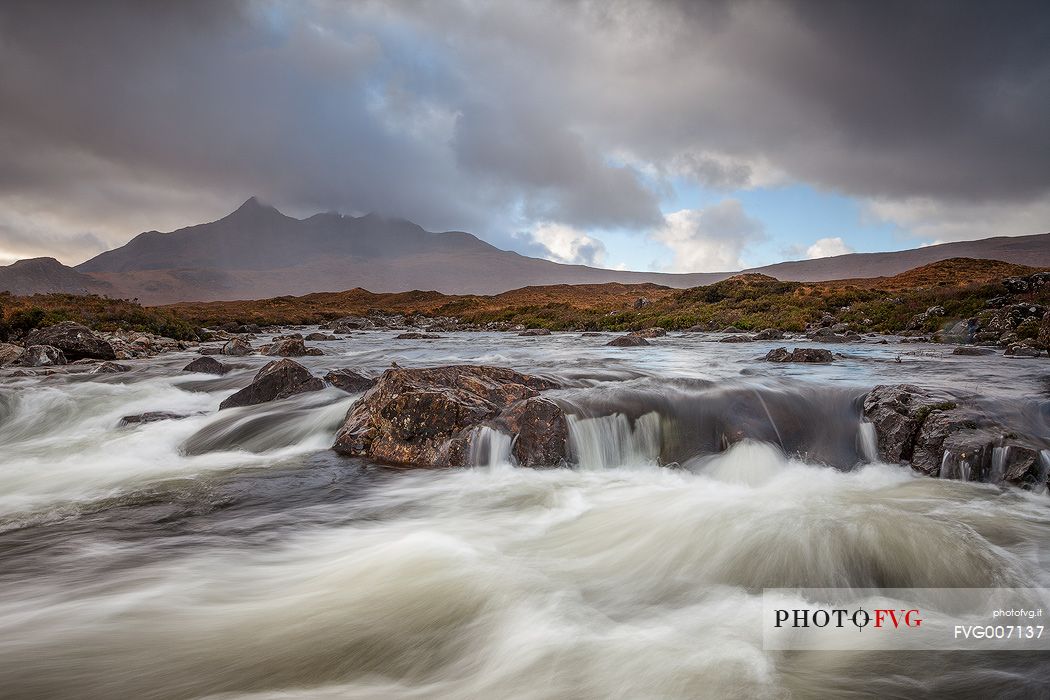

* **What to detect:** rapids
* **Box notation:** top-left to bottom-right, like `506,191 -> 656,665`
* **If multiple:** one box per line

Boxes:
1,330 -> 1049,699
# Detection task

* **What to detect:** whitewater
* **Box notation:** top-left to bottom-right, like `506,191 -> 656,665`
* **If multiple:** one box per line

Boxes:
1,331 -> 1049,699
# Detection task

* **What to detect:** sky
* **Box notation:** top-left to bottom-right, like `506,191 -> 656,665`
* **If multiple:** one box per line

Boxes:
0,0 -> 1048,272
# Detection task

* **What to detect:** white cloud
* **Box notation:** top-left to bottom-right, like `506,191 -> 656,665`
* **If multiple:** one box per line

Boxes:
516,222 -> 608,266
864,196 -> 1050,243
650,200 -> 766,272
805,236 -> 854,259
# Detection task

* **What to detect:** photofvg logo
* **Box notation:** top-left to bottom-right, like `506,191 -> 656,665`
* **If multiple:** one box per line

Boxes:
762,588 -> 1050,651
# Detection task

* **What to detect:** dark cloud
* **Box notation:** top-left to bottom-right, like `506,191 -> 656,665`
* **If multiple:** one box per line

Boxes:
0,0 -> 1047,263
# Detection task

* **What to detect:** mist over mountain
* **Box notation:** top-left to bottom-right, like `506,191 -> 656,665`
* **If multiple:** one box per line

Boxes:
1,198 -> 1048,304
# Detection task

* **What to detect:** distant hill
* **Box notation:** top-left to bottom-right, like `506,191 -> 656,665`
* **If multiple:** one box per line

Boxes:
0,197 -> 1046,303
0,257 -> 111,296
746,233 -> 1050,281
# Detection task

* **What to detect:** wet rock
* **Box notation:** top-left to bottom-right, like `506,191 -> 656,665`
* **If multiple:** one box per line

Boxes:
862,385 -> 951,463
807,328 -> 847,343
719,335 -> 755,343
1000,444 -> 1043,486
580,332 -> 604,337
324,369 -> 375,393
830,323 -> 850,333
90,361 -> 131,373
119,411 -> 189,426
26,321 -> 116,361
1004,343 -> 1042,358
631,327 -> 667,338
518,328 -> 552,336
936,429 -> 998,481
492,397 -> 568,467
305,332 -> 338,341
222,338 -> 253,356
937,433 -> 1043,487
218,358 -> 324,409
332,365 -> 561,467
396,332 -> 441,339
13,345 -> 67,367
720,326 -> 745,334
0,342 -> 24,366
910,408 -> 975,474
763,347 -> 833,363
865,383 -> 1048,487
322,315 -> 374,332
952,346 -> 995,356
753,328 -> 785,341
183,356 -> 231,375
607,335 -> 650,347
264,337 -> 316,356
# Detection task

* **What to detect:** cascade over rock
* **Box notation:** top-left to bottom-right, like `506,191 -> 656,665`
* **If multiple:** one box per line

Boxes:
863,384 -> 1047,488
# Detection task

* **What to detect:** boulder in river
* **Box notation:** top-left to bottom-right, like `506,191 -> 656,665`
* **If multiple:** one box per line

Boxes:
518,328 -> 552,336
332,364 -> 563,467
305,333 -> 338,341
396,332 -> 441,339
607,335 -> 649,347
806,328 -> 847,343
0,342 -> 24,366
763,347 -> 833,363
222,338 -> 253,356
631,328 -> 667,338
1004,343 -> 1041,357
264,337 -> 322,357
219,358 -> 324,409
90,361 -> 131,373
753,328 -> 785,341
183,356 -> 231,375
862,384 -> 953,464
26,322 -> 115,361
952,346 -> 995,356
324,369 -> 375,393
13,345 -> 67,367
119,411 -> 189,426
863,384 -> 1047,487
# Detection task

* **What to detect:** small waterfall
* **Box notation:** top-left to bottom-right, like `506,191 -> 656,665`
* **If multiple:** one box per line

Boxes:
989,446 -> 1009,484
858,422 -> 878,463
939,451 -> 954,479
469,426 -> 515,467
1037,450 -> 1050,493
567,411 -> 661,470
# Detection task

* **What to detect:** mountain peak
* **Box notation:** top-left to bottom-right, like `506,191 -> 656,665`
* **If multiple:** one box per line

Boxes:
229,196 -> 279,218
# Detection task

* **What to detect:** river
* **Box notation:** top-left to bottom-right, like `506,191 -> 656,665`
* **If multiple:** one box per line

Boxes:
1,331 -> 1048,698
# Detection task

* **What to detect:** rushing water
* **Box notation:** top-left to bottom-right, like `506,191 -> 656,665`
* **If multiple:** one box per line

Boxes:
1,330 -> 1049,699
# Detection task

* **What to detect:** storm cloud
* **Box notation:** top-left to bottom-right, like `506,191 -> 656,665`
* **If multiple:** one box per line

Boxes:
0,0 -> 1047,265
